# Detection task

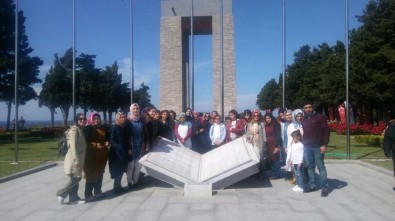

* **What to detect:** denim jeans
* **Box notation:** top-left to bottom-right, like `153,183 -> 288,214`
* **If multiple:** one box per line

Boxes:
270,158 -> 282,178
293,164 -> 304,188
303,146 -> 328,190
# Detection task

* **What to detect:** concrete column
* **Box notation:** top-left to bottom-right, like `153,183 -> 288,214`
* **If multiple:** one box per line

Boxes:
212,15 -> 236,115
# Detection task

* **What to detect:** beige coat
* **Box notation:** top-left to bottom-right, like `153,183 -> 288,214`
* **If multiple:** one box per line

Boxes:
64,125 -> 87,177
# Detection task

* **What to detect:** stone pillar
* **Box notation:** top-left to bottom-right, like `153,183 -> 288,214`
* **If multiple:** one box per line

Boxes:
212,15 -> 236,115
159,16 -> 184,113
160,0 -> 236,114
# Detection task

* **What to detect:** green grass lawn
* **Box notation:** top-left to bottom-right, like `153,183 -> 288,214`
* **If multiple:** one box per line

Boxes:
0,137 -> 61,178
0,132 -> 393,178
325,132 -> 393,170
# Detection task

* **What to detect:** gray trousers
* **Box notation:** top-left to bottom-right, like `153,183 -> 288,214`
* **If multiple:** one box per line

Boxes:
56,175 -> 81,202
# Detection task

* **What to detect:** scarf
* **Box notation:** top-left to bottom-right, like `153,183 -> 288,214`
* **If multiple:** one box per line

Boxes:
129,103 -> 140,121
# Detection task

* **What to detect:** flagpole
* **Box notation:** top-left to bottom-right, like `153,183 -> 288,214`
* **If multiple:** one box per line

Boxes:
72,0 -> 76,118
345,0 -> 351,159
220,0 -> 224,118
130,0 -> 134,104
190,0 -> 194,110
13,0 -> 19,164
282,0 -> 286,109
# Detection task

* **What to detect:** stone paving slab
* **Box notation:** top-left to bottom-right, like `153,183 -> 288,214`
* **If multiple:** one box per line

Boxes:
0,160 -> 394,221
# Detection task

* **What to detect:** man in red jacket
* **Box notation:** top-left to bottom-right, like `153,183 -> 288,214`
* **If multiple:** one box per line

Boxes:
301,100 -> 330,197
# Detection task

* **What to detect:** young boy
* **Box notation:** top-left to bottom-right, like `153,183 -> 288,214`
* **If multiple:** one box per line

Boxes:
289,130 -> 304,192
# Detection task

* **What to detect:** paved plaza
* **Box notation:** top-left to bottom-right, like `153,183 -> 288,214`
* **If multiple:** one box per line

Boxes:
0,160 -> 394,221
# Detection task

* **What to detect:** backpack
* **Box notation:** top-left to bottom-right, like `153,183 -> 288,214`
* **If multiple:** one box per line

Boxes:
58,129 -> 70,156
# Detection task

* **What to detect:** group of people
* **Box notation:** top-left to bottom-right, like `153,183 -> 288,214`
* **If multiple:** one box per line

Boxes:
243,101 -> 330,197
56,100 -> 332,205
56,112 -> 111,204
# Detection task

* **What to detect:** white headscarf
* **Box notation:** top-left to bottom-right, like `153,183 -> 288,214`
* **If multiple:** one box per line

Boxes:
129,103 -> 140,121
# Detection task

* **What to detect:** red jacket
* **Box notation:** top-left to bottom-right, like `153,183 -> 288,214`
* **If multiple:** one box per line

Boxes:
225,119 -> 245,143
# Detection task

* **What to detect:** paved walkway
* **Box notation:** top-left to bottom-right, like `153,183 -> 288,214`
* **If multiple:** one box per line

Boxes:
0,160 -> 394,221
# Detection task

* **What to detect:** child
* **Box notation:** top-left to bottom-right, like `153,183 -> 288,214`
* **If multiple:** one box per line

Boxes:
287,130 -> 304,192
209,115 -> 226,148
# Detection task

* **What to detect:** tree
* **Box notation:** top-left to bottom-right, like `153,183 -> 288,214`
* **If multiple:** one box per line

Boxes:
256,79 -> 280,110
0,0 -> 43,130
285,45 -> 314,108
76,53 -> 101,114
39,49 -> 73,126
133,83 -> 152,110
97,62 -> 130,124
38,74 -> 58,127
349,0 -> 395,123
257,0 -> 395,123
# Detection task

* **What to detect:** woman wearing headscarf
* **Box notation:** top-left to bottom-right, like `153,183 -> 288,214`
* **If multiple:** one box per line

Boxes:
281,109 -> 294,180
109,112 -> 129,194
191,111 -> 205,152
83,113 -> 110,201
263,113 -> 282,179
56,113 -> 87,205
126,103 -> 147,189
174,112 -> 193,148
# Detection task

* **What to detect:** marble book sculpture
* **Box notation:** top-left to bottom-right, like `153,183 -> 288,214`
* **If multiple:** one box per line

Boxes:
139,137 -> 261,190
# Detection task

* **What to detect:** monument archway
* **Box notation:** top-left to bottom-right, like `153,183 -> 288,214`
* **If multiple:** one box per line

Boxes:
159,0 -> 236,114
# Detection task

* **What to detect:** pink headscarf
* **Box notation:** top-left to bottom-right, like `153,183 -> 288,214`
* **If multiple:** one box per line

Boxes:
129,103 -> 140,121
87,112 -> 100,125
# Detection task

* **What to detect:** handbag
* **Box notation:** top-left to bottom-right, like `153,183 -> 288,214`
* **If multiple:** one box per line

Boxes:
260,156 -> 272,171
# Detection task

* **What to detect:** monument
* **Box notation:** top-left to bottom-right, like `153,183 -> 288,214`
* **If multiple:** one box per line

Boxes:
159,0 -> 236,114
139,137 -> 260,191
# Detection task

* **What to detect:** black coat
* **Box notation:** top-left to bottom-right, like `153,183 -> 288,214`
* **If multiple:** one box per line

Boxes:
384,120 -> 395,157
109,124 -> 129,179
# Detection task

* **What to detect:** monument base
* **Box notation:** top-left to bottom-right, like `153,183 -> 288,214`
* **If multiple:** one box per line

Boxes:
184,182 -> 212,197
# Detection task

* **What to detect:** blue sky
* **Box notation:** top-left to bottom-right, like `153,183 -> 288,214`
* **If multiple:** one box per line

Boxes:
1,0 -> 370,121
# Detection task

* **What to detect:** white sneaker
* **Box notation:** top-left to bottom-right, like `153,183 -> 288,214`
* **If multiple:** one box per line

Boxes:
292,185 -> 303,192
57,196 -> 65,205
69,199 -> 85,205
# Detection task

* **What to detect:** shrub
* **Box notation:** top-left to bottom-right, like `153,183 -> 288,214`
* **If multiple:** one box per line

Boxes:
328,122 -> 386,135
0,132 -> 13,141
40,127 -> 66,138
354,135 -> 384,148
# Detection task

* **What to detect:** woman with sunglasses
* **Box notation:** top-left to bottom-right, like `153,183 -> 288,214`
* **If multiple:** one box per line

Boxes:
56,113 -> 87,205
244,109 -> 269,178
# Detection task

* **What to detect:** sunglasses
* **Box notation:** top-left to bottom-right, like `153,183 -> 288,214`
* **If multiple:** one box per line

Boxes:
78,117 -> 86,120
